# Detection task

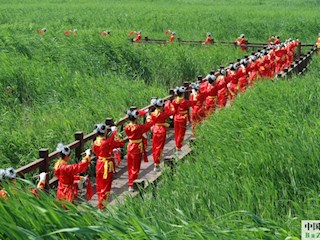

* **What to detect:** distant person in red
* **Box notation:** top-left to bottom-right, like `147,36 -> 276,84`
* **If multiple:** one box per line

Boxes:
37,28 -> 46,35
172,86 -> 196,153
129,31 -> 142,42
203,32 -> 214,45
165,30 -> 176,43
205,75 -> 217,116
53,143 -> 91,204
147,97 -> 175,172
101,30 -> 111,37
247,55 -> 259,86
190,82 -> 207,133
268,35 -> 280,45
93,123 -> 124,209
64,29 -> 77,36
226,63 -> 239,103
234,34 -> 248,51
0,167 -> 16,201
238,59 -> 249,92
125,109 -> 153,192
216,67 -> 228,108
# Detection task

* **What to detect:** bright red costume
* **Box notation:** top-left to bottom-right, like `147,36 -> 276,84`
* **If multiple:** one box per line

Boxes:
147,102 -> 175,166
54,156 -> 90,203
93,133 -> 124,209
205,83 -> 218,116
190,90 -> 207,132
215,75 -> 228,108
125,122 -> 152,187
172,97 -> 196,150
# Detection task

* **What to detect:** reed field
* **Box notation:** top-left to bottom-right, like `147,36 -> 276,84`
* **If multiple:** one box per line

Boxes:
0,0 -> 320,239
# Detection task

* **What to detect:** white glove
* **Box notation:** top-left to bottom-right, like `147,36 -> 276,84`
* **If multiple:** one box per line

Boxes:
111,126 -> 117,132
39,172 -> 47,181
85,149 -> 92,156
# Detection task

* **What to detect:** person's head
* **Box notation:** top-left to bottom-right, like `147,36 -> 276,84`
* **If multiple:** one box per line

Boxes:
208,75 -> 217,84
126,109 -> 139,122
190,82 -> 200,92
219,66 -> 226,76
151,97 -> 165,109
197,75 -> 203,81
207,32 -> 211,37
275,35 -> 280,39
0,167 -> 16,182
94,123 -> 112,138
174,86 -> 186,97
240,34 -> 245,38
172,31 -> 176,35
56,143 -> 71,161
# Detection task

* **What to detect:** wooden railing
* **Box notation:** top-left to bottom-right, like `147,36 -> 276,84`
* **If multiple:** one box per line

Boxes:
16,42 -> 316,190
277,45 -> 317,78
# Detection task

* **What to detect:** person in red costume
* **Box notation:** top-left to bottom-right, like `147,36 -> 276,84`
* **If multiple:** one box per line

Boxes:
171,86 -> 197,153
93,124 -> 124,209
226,63 -> 239,104
125,109 -> 153,192
247,55 -> 259,87
275,44 -> 288,74
203,32 -> 214,45
205,75 -> 217,116
215,67 -> 228,108
64,29 -> 77,36
37,28 -> 46,35
190,82 -> 207,134
0,167 -> 16,201
268,35 -> 280,45
129,31 -> 142,42
101,30 -> 111,37
234,34 -> 248,51
147,97 -> 175,172
54,143 -> 91,204
237,59 -> 249,92
165,30 -> 176,43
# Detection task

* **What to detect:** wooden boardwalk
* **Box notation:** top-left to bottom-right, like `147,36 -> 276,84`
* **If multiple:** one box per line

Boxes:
86,126 -> 193,208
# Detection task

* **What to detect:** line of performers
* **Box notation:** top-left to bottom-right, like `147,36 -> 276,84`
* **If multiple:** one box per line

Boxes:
1,39 -> 301,209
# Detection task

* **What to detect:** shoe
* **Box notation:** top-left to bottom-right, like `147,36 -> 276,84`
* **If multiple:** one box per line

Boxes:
128,186 -> 135,192
153,166 -> 161,172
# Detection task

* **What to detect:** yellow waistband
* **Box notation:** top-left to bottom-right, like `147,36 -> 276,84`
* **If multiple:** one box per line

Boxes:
178,111 -> 188,114
129,139 -> 142,143
207,96 -> 217,99
99,157 -> 112,161
155,123 -> 170,127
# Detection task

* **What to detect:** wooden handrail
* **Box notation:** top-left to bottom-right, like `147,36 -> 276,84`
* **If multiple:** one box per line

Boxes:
16,42 -> 315,190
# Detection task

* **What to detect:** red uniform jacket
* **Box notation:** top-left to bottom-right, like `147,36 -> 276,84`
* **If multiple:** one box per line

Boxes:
54,157 -> 90,203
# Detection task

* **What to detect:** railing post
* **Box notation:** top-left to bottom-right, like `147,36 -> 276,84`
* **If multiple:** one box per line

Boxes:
296,43 -> 301,60
75,132 -> 84,161
39,149 -> 49,190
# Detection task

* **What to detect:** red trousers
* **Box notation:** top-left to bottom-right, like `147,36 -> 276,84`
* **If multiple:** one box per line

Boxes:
127,152 -> 142,186
239,77 -> 248,93
191,106 -> 205,132
174,118 -> 187,150
205,98 -> 216,117
152,126 -> 167,165
96,172 -> 113,209
217,90 -> 228,108
96,158 -> 114,209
